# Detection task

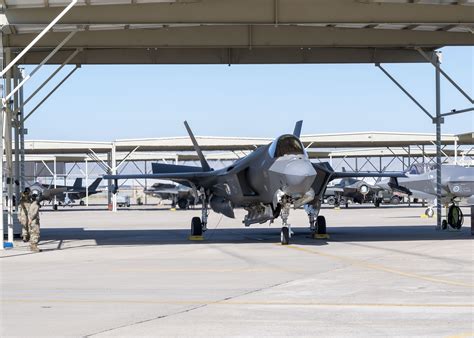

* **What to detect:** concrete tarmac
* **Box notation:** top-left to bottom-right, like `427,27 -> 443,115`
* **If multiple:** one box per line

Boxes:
1,205 -> 473,337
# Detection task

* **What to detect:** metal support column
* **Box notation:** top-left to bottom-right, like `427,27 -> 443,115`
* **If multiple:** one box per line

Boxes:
107,152 -> 112,209
434,53 -> 443,230
0,42 -> 5,248
19,73 -> 25,192
111,143 -> 117,212
85,159 -> 89,207
13,67 -> 20,212
5,48 -> 14,243
144,160 -> 148,206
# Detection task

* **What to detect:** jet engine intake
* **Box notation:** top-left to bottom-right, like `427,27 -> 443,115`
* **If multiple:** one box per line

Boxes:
210,195 -> 235,218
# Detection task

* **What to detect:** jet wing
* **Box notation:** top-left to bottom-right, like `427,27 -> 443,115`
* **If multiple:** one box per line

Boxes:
104,172 -> 217,187
333,171 -> 406,179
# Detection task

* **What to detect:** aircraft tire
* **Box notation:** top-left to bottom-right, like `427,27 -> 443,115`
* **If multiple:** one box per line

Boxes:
326,196 -> 336,206
374,198 -> 381,208
178,198 -> 189,210
425,208 -> 434,218
316,215 -> 327,234
280,227 -> 290,245
53,204 -> 58,211
79,200 -> 85,206
442,220 -> 448,230
191,217 -> 203,236
390,196 -> 401,205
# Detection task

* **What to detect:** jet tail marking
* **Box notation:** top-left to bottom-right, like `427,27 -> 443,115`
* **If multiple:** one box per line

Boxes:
184,121 -> 211,172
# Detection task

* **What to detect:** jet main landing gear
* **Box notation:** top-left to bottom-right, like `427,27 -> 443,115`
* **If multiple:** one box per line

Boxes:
305,201 -> 329,239
189,192 -> 209,240
280,202 -> 291,245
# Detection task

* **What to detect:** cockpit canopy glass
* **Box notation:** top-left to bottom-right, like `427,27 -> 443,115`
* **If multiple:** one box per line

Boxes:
269,134 -> 306,158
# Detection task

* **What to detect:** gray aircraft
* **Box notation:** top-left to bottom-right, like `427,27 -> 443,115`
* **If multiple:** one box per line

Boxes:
378,163 -> 473,227
105,121 -> 403,244
144,181 -> 197,209
30,178 -> 102,210
325,175 -> 373,207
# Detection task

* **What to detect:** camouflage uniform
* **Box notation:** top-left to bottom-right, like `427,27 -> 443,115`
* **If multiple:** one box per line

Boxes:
28,200 -> 41,251
18,193 -> 31,241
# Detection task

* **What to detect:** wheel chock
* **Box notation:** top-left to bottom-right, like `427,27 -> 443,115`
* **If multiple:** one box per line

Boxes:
188,235 -> 204,241
420,214 -> 428,218
312,233 -> 330,239
170,208 -> 177,211
334,207 -> 340,210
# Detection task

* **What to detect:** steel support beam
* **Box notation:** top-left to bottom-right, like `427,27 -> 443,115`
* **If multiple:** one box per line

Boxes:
376,63 -> 433,120
3,30 -> 77,105
24,64 -> 80,122
417,48 -> 474,104
0,0 -> 78,78
21,48 -> 81,110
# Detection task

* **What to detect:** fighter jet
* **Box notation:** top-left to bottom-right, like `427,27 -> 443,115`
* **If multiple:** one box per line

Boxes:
30,178 -> 102,210
144,181 -> 197,209
378,163 -> 473,227
325,174 -> 373,207
105,121 -> 404,244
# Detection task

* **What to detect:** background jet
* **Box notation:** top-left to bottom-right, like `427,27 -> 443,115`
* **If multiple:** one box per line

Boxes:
325,170 -> 373,207
378,163 -> 473,225
106,121 -> 404,245
30,178 -> 102,210
144,180 -> 197,209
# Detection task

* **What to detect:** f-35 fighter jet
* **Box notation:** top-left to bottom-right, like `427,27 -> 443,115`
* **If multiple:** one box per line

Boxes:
105,121 -> 404,244
379,163 -> 473,224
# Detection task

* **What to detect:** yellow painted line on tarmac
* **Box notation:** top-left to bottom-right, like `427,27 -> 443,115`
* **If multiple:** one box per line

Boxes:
280,245 -> 473,288
446,333 -> 474,338
1,298 -> 473,308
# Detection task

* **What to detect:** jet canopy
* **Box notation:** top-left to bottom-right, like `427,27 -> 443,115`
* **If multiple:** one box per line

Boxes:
268,134 -> 306,158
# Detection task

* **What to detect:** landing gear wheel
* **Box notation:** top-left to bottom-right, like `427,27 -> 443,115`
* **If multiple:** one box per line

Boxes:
425,208 -> 434,218
326,196 -> 336,206
374,198 -> 381,208
441,220 -> 448,230
79,200 -> 85,206
280,226 -> 290,245
191,217 -> 203,236
177,198 -> 189,210
316,215 -> 327,235
447,204 -> 463,230
390,196 -> 400,205
53,204 -> 58,211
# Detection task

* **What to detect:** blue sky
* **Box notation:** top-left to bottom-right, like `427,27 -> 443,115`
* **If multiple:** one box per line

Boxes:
24,46 -> 472,141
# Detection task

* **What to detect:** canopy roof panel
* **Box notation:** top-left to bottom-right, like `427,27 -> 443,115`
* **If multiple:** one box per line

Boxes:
2,0 -> 473,64
20,131 -> 467,155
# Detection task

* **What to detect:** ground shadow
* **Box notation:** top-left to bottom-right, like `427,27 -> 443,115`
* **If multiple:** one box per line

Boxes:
38,224 -> 472,248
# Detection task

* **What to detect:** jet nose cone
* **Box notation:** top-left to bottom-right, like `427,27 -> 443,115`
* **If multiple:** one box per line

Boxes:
269,158 -> 316,196
284,160 -> 316,186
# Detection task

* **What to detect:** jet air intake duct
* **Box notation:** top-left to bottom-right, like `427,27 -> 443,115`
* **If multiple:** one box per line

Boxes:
210,196 -> 235,218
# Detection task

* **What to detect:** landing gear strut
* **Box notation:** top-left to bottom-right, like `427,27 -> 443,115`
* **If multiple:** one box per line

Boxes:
189,191 -> 209,239
305,200 -> 328,239
280,199 -> 291,245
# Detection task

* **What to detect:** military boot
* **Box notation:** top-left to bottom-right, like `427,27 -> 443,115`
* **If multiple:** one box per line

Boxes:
30,244 -> 42,252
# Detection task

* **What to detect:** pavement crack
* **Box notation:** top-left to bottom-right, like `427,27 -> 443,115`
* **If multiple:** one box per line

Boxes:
85,279 -> 296,337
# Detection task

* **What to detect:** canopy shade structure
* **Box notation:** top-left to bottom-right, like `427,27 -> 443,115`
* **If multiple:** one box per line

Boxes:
1,0 -> 473,65
19,132 -> 466,155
